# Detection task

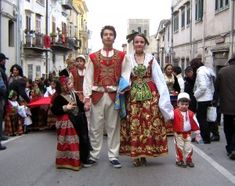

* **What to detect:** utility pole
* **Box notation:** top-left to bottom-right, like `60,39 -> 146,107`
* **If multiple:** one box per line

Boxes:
231,0 -> 235,56
16,0 -> 21,65
0,0 -> 2,51
45,0 -> 49,78
170,5 -> 174,64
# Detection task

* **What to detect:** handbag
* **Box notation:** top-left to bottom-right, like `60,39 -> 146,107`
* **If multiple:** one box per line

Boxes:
207,106 -> 217,122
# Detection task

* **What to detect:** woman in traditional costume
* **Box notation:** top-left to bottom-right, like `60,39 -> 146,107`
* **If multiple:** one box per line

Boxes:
120,32 -> 173,166
51,76 -> 90,170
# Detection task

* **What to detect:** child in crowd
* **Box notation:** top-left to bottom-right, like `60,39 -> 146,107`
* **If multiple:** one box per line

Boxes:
44,80 -> 56,97
173,92 -> 201,168
4,90 -> 24,136
44,79 -> 57,128
25,78 -> 33,99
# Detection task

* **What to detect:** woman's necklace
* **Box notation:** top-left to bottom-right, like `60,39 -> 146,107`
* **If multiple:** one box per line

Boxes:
134,53 -> 145,65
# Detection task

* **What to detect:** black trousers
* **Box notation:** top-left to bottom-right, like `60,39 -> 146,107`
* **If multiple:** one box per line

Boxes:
197,101 -> 216,142
223,114 -> 235,154
0,99 -> 5,138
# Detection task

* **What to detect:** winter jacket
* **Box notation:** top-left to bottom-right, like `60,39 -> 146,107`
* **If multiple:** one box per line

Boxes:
216,63 -> 235,115
194,66 -> 215,102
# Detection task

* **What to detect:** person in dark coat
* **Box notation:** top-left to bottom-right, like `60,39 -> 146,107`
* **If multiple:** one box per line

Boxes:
0,53 -> 9,150
184,66 -> 197,112
216,53 -> 235,160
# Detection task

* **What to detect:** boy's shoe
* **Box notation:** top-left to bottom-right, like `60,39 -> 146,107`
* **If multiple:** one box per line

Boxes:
83,159 -> 96,168
186,161 -> 195,168
0,136 -> 8,141
229,151 -> 235,160
0,145 -> 6,150
176,161 -> 187,168
110,159 -> 122,168
211,135 -> 220,142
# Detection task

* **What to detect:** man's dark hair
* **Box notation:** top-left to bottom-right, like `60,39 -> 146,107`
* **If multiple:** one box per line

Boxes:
173,66 -> 182,75
100,25 -> 116,39
190,57 -> 203,72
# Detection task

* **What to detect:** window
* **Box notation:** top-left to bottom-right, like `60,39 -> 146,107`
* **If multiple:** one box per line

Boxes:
195,0 -> 203,21
35,14 -> 41,33
186,4 -> 190,25
167,27 -> 170,42
8,20 -> 14,47
36,0 -> 44,6
144,30 -> 147,36
26,14 -> 31,31
137,27 -> 141,33
52,17 -> 56,33
181,7 -> 185,28
36,65 -> 41,78
28,64 -> 33,80
215,0 -> 229,12
62,22 -> 67,34
173,12 -> 179,32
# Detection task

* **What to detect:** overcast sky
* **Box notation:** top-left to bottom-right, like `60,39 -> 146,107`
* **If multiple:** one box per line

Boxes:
86,0 -> 172,51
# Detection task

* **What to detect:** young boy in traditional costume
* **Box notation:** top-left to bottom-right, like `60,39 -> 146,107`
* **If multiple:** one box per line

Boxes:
173,92 -> 201,168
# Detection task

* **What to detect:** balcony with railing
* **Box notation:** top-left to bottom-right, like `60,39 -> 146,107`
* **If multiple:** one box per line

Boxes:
61,0 -> 73,10
50,33 -> 77,52
24,30 -> 50,52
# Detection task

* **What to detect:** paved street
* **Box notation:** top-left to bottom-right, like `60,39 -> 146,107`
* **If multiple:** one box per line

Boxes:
0,126 -> 234,186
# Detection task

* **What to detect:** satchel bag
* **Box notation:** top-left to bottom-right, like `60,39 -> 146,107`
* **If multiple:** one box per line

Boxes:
207,106 -> 217,122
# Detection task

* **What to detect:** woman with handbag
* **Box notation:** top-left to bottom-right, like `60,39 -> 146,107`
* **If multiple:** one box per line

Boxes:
191,58 -> 219,144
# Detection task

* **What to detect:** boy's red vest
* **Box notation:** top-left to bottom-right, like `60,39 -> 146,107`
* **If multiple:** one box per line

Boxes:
173,108 -> 199,132
89,49 -> 125,104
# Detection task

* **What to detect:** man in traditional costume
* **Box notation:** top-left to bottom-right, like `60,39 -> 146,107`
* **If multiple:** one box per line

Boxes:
83,25 -> 130,168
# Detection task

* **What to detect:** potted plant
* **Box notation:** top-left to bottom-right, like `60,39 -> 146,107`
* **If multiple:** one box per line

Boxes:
50,32 -> 57,43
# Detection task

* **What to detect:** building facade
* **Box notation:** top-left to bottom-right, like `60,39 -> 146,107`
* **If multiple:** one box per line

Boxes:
0,0 -> 89,80
155,19 -> 172,69
170,0 -> 235,72
73,0 -> 89,57
0,0 -> 18,71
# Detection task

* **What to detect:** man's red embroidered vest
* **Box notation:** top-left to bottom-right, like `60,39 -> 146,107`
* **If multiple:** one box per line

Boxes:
173,108 -> 199,132
89,49 -> 125,104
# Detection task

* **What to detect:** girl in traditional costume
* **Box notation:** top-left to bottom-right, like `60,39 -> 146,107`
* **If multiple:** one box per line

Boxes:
51,76 -> 90,170
120,32 -> 173,166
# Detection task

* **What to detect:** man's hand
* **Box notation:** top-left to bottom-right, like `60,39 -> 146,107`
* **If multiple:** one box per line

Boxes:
84,97 -> 91,111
